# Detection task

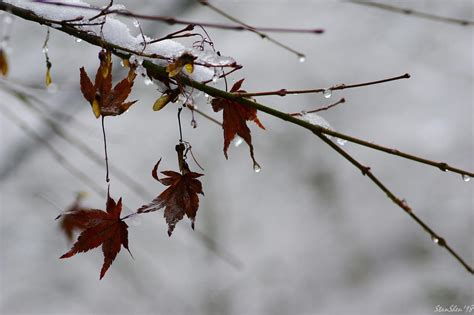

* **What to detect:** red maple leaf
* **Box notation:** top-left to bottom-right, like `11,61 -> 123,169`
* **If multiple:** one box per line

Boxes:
211,79 -> 265,165
59,191 -> 131,279
80,49 -> 137,118
137,159 -> 204,236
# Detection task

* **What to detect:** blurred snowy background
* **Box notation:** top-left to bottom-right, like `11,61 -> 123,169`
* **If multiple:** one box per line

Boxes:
0,0 -> 473,314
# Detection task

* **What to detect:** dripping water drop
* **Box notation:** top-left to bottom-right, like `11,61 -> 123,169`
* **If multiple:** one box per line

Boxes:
323,88 -> 332,99
462,174 -> 471,182
75,38 -> 82,43
253,163 -> 261,173
298,55 -> 306,63
42,47 -> 48,53
190,120 -> 197,128
431,236 -> 439,244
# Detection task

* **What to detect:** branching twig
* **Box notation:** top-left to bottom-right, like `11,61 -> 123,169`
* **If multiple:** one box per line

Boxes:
31,1 -> 324,33
197,0 -> 311,58
3,3 -> 470,179
235,73 -> 411,97
289,98 -> 346,116
2,2 -> 472,274
348,1 -> 474,26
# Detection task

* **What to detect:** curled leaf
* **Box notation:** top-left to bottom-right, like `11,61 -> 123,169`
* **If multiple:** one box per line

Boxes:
137,159 -> 204,236
211,79 -> 265,165
153,94 -> 170,111
45,67 -> 52,86
166,52 -> 197,77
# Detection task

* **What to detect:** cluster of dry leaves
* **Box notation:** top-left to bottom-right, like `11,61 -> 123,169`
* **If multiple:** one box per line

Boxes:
57,49 -> 264,279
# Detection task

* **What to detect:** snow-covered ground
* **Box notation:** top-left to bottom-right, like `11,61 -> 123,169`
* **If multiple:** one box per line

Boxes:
0,1 -> 472,314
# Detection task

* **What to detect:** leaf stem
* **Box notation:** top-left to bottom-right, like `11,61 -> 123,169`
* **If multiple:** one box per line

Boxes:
101,116 -> 110,183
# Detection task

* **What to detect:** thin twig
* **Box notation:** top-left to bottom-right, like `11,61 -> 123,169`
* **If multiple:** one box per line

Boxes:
187,104 -> 222,126
348,1 -> 474,26
3,2 -> 472,274
236,73 -> 411,97
4,4 -> 469,178
198,0 -> 311,58
31,1 -> 324,33
289,98 -> 345,116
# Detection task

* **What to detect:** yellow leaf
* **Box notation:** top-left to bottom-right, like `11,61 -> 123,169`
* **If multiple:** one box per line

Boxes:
166,63 -> 181,77
92,99 -> 101,118
99,50 -> 112,79
0,49 -> 8,76
184,63 -> 194,74
121,59 -> 130,68
153,94 -> 170,111
45,68 -> 52,86
127,67 -> 137,82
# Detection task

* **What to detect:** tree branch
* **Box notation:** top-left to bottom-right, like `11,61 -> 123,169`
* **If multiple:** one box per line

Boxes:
1,1 -> 472,274
348,1 -> 474,26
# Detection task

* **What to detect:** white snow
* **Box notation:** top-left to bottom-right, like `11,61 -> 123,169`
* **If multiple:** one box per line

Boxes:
4,0 -> 236,82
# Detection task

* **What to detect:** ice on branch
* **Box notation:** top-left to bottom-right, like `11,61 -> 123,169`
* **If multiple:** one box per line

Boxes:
4,0 -> 236,82
300,112 -> 347,145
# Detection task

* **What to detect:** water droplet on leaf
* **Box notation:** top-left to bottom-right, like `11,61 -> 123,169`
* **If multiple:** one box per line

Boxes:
323,88 -> 332,99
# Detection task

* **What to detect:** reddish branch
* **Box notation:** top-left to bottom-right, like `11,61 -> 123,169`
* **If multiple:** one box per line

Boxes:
235,73 -> 411,97
32,1 -> 324,33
